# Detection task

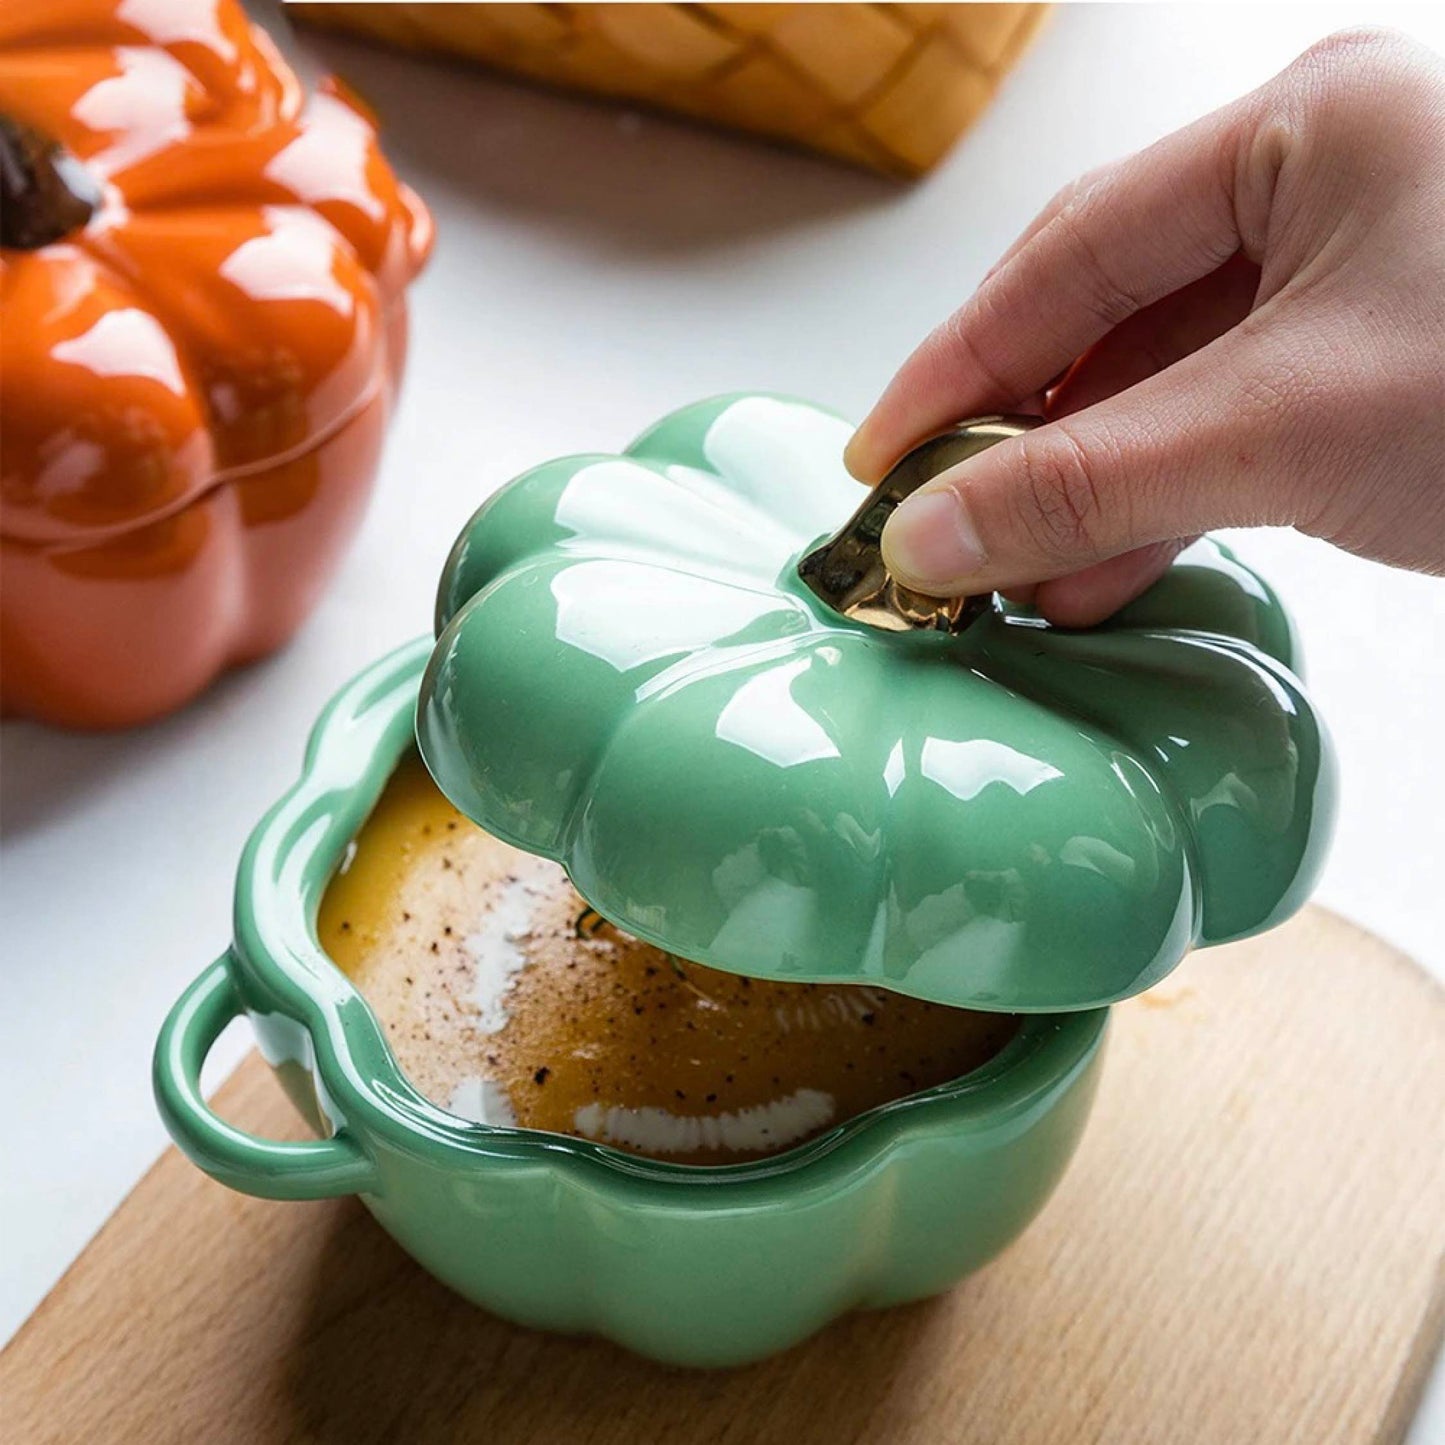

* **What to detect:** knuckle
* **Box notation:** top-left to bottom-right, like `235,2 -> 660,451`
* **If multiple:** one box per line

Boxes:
1249,29 -> 1445,224
1045,168 -> 1098,220
1286,28 -> 1445,136
1010,425 -> 1112,560
1296,26 -> 1421,77
1052,198 -> 1143,330
933,299 -> 1018,402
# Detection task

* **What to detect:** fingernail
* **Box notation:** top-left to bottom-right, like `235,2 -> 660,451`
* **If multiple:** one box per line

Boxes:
843,428 -> 877,481
883,488 -> 986,591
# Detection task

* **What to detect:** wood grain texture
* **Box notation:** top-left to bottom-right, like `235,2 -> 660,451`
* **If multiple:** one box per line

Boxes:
4,907 -> 1443,1444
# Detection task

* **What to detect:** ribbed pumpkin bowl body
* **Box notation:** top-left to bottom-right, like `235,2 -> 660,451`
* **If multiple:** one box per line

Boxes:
155,640 -> 1105,1367
0,0 -> 431,727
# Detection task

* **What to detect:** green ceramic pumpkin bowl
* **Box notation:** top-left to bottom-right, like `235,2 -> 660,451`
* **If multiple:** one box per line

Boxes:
154,638 -> 1106,1368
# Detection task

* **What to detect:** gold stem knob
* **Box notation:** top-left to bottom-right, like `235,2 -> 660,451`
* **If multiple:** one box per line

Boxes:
798,416 -> 1040,634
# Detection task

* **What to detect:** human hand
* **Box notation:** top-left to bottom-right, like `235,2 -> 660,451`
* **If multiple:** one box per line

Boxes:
846,29 -> 1445,625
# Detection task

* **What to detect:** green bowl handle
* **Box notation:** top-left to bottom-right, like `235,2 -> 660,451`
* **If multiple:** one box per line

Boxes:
154,954 -> 379,1200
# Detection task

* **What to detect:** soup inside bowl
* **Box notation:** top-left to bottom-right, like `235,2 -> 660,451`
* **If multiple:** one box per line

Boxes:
319,753 -> 1020,1167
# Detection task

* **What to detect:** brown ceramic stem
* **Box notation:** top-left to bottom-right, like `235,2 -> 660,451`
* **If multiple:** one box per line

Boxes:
0,115 -> 100,250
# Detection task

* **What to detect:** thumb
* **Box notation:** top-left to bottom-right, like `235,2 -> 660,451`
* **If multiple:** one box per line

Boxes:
879,331 -> 1314,598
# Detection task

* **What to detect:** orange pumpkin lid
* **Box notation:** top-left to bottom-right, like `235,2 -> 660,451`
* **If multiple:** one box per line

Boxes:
0,0 -> 433,547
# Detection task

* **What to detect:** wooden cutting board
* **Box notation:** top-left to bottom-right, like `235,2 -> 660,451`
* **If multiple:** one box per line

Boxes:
5,907 -> 1444,1444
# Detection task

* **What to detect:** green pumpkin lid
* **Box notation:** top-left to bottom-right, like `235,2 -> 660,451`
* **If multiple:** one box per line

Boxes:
417,395 -> 1335,1012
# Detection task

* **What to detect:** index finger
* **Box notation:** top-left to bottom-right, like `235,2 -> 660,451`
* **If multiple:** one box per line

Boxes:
845,90 -> 1268,482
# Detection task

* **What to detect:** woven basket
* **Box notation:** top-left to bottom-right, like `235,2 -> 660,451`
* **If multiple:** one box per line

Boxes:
293,3 -> 1048,177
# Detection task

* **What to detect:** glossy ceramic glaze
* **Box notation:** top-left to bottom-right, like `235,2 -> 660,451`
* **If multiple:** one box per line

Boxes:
0,0 -> 432,727
155,640 -> 1106,1366
419,395 -> 1336,1012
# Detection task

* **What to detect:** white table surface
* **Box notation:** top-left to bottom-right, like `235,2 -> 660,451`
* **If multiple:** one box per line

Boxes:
3,2 -> 1443,1432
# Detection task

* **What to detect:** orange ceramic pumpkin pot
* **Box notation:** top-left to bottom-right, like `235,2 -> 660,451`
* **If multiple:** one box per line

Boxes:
0,0 -> 432,728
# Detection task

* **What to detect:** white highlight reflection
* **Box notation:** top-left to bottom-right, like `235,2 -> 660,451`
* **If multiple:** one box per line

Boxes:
219,213 -> 352,313
715,657 -> 839,767
551,562 -> 776,671
883,740 -> 906,797
52,310 -> 187,395
920,738 -> 1062,802
556,460 -> 798,578
701,397 -> 859,539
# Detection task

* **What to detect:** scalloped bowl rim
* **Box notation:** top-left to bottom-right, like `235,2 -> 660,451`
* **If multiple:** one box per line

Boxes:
231,636 -> 1108,1193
